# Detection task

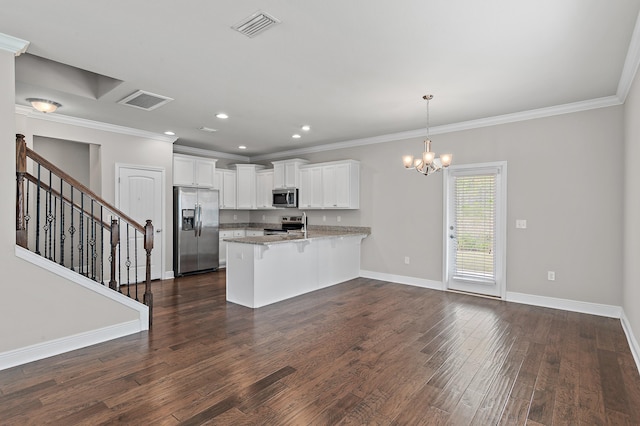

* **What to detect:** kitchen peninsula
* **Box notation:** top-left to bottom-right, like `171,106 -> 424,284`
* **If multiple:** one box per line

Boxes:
225,228 -> 370,308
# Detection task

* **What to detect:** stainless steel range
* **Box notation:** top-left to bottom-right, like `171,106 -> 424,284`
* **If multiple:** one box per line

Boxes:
264,216 -> 304,235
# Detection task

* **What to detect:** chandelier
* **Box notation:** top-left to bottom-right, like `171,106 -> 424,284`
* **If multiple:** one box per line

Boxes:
402,95 -> 452,175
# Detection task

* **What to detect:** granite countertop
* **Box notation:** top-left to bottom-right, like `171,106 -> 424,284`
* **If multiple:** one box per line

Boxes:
224,229 -> 370,245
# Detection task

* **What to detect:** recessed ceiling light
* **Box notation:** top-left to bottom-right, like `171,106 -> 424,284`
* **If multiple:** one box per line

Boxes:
292,134 -> 301,139
238,145 -> 247,150
216,113 -> 229,119
198,126 -> 218,133
301,125 -> 311,131
164,131 -> 175,136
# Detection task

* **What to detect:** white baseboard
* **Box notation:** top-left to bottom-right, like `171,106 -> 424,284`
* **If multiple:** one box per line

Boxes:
506,291 -> 621,318
359,270 -> 444,291
621,309 -> 640,373
163,271 -> 175,280
0,320 -> 142,371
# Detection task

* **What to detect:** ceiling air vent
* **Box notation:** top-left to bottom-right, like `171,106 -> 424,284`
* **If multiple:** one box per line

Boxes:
118,90 -> 173,111
232,11 -> 280,38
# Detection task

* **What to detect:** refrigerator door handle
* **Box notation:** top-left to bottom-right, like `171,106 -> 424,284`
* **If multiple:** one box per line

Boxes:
194,204 -> 199,237
198,204 -> 203,237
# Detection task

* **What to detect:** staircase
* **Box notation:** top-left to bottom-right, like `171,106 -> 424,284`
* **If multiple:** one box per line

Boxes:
15,134 -> 154,326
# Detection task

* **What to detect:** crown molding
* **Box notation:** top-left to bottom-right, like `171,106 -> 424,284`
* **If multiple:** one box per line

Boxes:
250,95 -> 622,161
0,32 -> 29,56
618,9 -> 640,103
15,105 -> 177,143
172,144 -> 250,162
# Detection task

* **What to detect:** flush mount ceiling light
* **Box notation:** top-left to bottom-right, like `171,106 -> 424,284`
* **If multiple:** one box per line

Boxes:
26,98 -> 61,113
402,95 -> 452,176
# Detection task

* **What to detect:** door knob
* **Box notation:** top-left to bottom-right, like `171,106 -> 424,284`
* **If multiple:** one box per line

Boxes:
156,229 -> 162,233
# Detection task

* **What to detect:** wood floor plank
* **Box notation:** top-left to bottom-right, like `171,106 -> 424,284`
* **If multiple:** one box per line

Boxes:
1,272 -> 640,424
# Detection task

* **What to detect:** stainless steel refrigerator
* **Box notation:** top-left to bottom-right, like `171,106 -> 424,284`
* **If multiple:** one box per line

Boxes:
173,187 -> 219,276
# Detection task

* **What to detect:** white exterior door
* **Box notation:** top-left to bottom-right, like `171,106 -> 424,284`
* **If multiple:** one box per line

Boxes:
444,162 -> 507,298
117,165 -> 164,281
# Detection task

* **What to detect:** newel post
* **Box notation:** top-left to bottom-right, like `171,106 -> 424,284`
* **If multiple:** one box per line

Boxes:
16,134 -> 27,248
143,219 -> 154,326
109,219 -> 119,290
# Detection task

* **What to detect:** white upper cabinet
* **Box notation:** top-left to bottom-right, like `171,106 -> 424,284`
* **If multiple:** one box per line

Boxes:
299,166 -> 323,209
214,169 -> 237,209
173,154 -> 217,187
234,164 -> 265,210
256,169 -> 275,209
299,160 -> 359,209
271,159 -> 309,188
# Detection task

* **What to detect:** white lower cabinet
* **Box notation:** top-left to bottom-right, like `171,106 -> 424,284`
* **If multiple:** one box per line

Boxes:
246,230 -> 264,237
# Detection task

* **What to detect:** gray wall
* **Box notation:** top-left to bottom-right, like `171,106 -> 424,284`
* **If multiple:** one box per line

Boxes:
33,136 -> 91,187
624,64 -> 640,346
254,105 -> 624,306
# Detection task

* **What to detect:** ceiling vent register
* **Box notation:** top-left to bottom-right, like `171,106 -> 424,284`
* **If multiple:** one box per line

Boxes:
118,90 -> 173,111
232,11 -> 280,38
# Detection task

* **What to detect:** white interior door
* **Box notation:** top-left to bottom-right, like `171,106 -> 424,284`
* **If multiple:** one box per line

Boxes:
117,165 -> 164,281
444,162 -> 507,298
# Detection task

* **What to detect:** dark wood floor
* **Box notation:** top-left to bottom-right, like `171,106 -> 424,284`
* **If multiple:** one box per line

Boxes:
1,272 -> 640,425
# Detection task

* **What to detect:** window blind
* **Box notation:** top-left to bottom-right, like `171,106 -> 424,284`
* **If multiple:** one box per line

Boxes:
452,173 -> 496,281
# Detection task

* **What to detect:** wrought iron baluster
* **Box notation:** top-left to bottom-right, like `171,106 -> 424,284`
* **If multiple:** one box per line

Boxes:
135,228 -> 139,298
52,197 -> 57,262
117,218 -> 122,292
46,170 -> 53,260
125,224 -> 132,297
69,186 -> 75,272
90,199 -> 96,280
35,164 -> 41,255
79,193 -> 84,275
59,178 -> 65,266
100,206 -> 104,285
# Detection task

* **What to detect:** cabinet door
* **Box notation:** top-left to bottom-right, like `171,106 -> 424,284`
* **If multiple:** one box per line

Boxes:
273,164 -> 285,188
333,163 -> 351,207
195,159 -> 216,187
284,162 -> 298,188
322,165 -> 337,208
173,156 -> 195,186
222,171 -> 236,209
299,169 -> 311,208
236,167 -> 255,209
310,167 -> 323,207
257,171 -> 274,208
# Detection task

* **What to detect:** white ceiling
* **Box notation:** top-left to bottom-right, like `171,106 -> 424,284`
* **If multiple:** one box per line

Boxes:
2,1 -> 640,157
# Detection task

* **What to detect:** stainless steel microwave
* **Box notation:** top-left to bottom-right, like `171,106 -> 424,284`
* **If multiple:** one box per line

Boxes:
272,188 -> 298,208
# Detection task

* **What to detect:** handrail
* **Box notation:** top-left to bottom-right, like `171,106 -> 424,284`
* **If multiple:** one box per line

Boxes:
24,146 -> 145,233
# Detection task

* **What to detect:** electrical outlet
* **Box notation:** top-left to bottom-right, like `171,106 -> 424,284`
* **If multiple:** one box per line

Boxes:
404,256 -> 410,265
233,214 -> 237,220
322,215 -> 326,222
262,215 -> 265,221
516,219 -> 527,229
547,271 -> 555,281
337,216 -> 341,222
